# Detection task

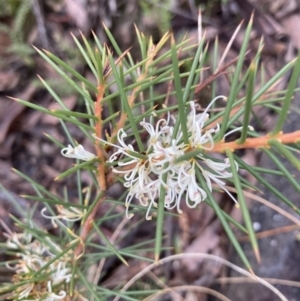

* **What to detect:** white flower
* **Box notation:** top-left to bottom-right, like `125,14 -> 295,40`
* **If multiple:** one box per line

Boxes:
61,144 -> 96,161
140,117 -> 171,150
148,139 -> 184,174
41,205 -> 85,228
5,231 -> 72,300
43,281 -> 66,301
95,129 -> 160,219
124,164 -> 160,220
94,129 -> 142,172
187,97 -> 225,149
95,129 -> 134,157
50,261 -> 72,285
165,161 -> 207,213
5,232 -> 32,250
26,239 -> 53,257
164,176 -> 180,210
18,283 -> 35,299
198,157 -> 238,204
224,125 -> 254,139
15,254 -> 47,274
104,95 -> 243,218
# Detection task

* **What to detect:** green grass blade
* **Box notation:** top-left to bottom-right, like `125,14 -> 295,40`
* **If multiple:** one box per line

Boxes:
82,192 -> 103,223
211,36 -> 218,102
74,33 -> 98,79
226,60 -> 295,128
44,133 -> 65,148
0,184 -> 26,217
12,169 -> 66,204
77,269 -> 102,301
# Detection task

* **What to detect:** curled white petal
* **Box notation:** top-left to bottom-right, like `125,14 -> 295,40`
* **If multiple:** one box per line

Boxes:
61,144 -> 96,161
45,281 -> 66,301
224,125 -> 254,139
41,205 -> 84,228
50,262 -> 72,285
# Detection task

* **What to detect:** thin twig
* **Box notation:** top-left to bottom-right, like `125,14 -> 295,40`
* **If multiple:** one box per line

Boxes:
215,20 -> 244,73
194,55 -> 240,95
112,253 -> 288,301
145,285 -> 230,301
31,0 -> 50,49
239,224 -> 300,241
224,186 -> 300,227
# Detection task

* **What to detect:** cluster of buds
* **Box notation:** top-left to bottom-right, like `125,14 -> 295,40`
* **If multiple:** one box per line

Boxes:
4,231 -> 71,301
93,97 -> 243,220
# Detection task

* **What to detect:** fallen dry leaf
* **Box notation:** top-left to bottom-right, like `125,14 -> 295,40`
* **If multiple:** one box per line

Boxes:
181,223 -> 221,276
282,13 -> 300,50
64,0 -> 89,34
0,70 -> 20,91
0,85 -> 36,143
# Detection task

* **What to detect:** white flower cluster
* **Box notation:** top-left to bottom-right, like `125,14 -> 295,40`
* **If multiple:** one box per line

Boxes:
95,97 -> 242,220
41,204 -> 85,228
5,231 -> 71,301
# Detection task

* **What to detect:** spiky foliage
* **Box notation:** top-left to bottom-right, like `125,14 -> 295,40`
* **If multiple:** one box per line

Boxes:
2,19 -> 300,300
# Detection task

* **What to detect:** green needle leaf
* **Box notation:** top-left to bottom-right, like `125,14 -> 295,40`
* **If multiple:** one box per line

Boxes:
238,61 -> 256,144
170,35 -> 189,144
155,168 -> 168,262
269,140 -> 300,170
226,150 -> 260,262
272,51 -> 300,134
218,14 -> 253,139
235,156 -> 300,215
92,221 -> 128,266
195,168 -> 252,271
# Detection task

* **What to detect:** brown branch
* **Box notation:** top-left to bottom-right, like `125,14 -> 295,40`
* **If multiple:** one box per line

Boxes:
74,84 -> 107,258
194,55 -> 240,95
74,47 -> 140,259
74,47 -> 139,259
94,84 -> 107,191
74,196 -> 106,258
210,130 -> 300,152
